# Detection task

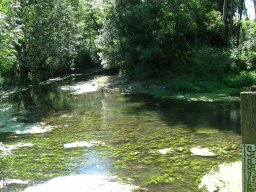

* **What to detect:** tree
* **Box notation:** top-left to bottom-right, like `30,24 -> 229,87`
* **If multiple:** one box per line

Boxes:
222,0 -> 227,24
222,0 -> 237,44
229,0 -> 234,38
237,0 -> 244,45
0,0 -> 21,82
15,0 -> 86,83
0,0 -> 98,85
98,0 -> 227,78
75,0 -> 102,69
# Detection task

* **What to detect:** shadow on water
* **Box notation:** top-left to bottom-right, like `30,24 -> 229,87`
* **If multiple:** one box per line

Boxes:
0,75 -> 90,134
0,75 -> 89,124
0,69 -> 102,126
122,94 -> 241,135
13,86 -> 73,117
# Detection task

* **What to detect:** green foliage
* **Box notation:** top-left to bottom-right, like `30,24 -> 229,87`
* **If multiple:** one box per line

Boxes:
0,0 -> 21,77
166,78 -> 219,93
224,71 -> 256,88
0,0 -> 101,85
205,11 -> 224,32
74,1 -> 102,69
0,0 -> 254,88
15,0 -> 86,82
98,0 -> 230,79
230,20 -> 256,72
203,10 -> 224,45
191,47 -> 231,78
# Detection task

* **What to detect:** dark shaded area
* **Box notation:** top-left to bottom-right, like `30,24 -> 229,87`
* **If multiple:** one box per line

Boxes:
10,86 -> 73,123
124,94 -> 241,134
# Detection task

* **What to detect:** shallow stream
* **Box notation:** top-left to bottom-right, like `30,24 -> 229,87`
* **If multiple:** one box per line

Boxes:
0,74 -> 242,192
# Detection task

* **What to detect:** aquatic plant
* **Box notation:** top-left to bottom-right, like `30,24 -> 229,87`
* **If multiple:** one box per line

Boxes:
0,142 -> 13,191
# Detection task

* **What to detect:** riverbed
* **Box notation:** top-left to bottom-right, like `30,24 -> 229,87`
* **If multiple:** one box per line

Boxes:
0,74 -> 242,192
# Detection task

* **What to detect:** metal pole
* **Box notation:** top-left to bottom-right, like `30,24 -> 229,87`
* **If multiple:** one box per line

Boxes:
241,89 -> 256,192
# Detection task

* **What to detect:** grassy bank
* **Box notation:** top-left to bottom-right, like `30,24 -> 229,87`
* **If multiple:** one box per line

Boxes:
107,71 -> 256,102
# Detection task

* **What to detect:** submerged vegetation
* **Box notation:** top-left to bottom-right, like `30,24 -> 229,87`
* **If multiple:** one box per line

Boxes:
0,87 -> 241,191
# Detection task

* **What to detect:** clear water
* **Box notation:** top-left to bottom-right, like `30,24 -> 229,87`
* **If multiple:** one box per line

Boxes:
0,75 -> 241,192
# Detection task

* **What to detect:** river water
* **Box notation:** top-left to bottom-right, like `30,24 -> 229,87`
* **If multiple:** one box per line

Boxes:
0,74 -> 242,192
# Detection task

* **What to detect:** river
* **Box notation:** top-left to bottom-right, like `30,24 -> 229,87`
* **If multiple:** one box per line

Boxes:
0,73 -> 242,192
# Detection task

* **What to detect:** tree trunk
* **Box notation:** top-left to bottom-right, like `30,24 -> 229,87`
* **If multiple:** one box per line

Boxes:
237,0 -> 244,45
222,0 -> 227,22
229,0 -> 234,38
19,63 -> 30,85
222,0 -> 228,41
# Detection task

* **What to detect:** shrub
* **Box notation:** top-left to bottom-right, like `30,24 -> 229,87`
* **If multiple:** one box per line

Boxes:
224,71 -> 256,88
230,20 -> 256,72
191,47 -> 231,79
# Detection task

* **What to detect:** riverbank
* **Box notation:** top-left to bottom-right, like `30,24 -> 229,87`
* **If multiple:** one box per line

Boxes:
1,68 -> 253,103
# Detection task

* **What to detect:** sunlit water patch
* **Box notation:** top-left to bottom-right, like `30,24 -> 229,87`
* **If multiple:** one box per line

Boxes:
60,81 -> 99,94
199,161 -> 241,192
60,76 -> 110,95
190,147 -> 216,157
0,119 -> 53,134
23,174 -> 141,192
7,143 -> 34,151
0,179 -> 29,189
64,141 -> 106,149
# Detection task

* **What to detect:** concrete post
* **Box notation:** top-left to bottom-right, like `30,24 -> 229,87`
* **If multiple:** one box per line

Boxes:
241,90 -> 256,192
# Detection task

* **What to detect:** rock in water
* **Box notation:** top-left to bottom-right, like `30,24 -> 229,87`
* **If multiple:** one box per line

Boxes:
190,147 -> 216,157
157,147 -> 174,155
63,141 -> 106,149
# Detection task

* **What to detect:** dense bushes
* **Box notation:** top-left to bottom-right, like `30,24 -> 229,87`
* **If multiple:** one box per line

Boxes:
191,47 -> 231,79
98,0 -> 244,80
230,20 -> 256,72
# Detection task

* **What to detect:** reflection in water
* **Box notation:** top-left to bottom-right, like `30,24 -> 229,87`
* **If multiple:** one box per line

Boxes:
139,98 -> 241,134
0,84 -> 74,134
12,85 -> 73,120
2,82 -> 241,135
19,88 -> 36,112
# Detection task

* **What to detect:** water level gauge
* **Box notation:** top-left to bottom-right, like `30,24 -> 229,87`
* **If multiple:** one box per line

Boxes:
243,144 -> 256,192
